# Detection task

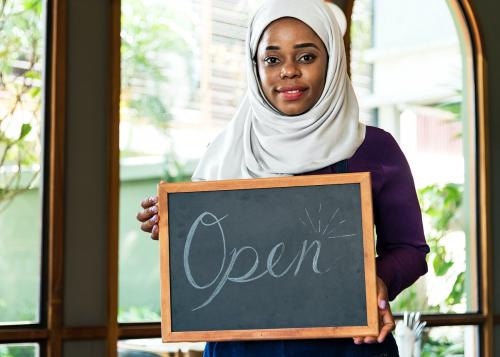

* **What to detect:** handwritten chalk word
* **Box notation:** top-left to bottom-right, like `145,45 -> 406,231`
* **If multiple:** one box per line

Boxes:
184,211 -> 355,311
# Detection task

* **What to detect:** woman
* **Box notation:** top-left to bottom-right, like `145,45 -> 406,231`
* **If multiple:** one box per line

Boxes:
137,0 -> 429,355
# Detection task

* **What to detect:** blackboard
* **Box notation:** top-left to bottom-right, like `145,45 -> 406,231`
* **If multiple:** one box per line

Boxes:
159,173 -> 378,342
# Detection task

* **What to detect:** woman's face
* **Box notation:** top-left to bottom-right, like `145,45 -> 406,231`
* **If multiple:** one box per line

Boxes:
256,17 -> 328,116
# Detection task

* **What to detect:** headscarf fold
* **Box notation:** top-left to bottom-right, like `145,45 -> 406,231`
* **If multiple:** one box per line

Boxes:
192,0 -> 365,180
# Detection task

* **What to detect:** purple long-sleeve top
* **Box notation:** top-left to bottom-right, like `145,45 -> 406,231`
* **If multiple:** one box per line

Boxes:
204,126 -> 429,356
304,126 -> 430,300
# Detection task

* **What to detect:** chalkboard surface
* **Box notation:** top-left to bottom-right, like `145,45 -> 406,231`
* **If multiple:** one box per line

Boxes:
159,173 -> 378,342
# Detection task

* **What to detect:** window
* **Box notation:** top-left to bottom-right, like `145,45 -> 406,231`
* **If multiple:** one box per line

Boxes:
0,0 -> 490,356
350,0 -> 487,353
115,0 -> 490,355
118,0 -> 263,352
0,0 -> 44,326
0,0 -> 69,354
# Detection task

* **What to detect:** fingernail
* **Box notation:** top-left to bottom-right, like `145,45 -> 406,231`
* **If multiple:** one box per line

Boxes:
150,215 -> 158,223
149,206 -> 158,213
150,196 -> 157,203
152,225 -> 158,233
378,300 -> 387,309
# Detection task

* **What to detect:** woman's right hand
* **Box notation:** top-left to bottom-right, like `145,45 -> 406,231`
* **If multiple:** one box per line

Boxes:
137,195 -> 159,240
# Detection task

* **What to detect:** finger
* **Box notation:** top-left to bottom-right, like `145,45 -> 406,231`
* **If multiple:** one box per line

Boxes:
377,326 -> 391,343
362,336 -> 377,344
377,310 -> 395,343
141,214 -> 159,233
141,215 -> 158,233
378,299 -> 387,310
151,224 -> 159,240
353,337 -> 363,345
136,205 -> 158,222
376,277 -> 388,301
141,196 -> 158,209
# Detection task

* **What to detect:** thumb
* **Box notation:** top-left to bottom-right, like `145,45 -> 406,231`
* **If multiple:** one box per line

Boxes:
377,278 -> 388,310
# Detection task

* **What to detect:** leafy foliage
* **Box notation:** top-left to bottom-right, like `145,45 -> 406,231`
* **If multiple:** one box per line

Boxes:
0,0 -> 43,211
419,183 -> 465,310
421,332 -> 464,357
162,154 -> 192,183
0,345 -> 36,357
392,183 -> 465,314
120,0 -> 195,130
118,306 -> 161,323
0,297 -> 36,323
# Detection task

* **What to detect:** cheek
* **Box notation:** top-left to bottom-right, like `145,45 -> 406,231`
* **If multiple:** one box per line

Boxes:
257,67 -> 275,92
311,64 -> 327,96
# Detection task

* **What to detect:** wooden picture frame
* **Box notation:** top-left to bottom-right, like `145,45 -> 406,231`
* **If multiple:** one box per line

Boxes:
158,172 -> 378,342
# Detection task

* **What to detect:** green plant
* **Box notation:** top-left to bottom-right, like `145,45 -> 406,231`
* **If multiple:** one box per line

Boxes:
0,297 -> 37,323
0,0 -> 42,212
421,330 -> 464,357
118,306 -> 161,323
393,183 -> 465,313
0,345 -> 36,357
162,154 -> 193,183
419,183 -> 463,276
120,0 -> 194,131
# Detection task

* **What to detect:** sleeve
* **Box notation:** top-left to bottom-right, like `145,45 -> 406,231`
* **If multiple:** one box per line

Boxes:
374,132 -> 430,301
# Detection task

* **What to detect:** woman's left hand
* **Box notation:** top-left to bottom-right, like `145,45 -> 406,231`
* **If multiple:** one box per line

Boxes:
353,277 -> 395,344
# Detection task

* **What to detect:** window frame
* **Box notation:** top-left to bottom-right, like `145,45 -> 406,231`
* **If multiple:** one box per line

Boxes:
0,0 -> 67,354
114,0 -> 493,356
345,0 -> 493,355
0,0 -> 116,354
1,0 -> 489,356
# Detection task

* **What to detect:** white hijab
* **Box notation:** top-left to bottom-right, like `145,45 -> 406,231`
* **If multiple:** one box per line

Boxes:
192,0 -> 365,181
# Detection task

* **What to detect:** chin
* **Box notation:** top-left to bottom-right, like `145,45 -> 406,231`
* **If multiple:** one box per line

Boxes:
277,104 -> 310,116
282,110 -> 306,116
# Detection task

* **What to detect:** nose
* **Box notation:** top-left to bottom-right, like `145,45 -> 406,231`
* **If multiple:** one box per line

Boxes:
280,62 -> 301,79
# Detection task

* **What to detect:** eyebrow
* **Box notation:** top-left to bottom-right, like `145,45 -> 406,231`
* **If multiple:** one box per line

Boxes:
265,43 -> 320,51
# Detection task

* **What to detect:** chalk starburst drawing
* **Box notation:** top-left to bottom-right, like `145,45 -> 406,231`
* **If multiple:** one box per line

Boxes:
297,203 -> 356,239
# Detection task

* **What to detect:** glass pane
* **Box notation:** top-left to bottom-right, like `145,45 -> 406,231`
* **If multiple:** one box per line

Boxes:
119,0 -> 264,322
118,339 -> 204,357
0,343 -> 40,357
395,325 -> 478,357
0,0 -> 45,324
351,0 -> 478,313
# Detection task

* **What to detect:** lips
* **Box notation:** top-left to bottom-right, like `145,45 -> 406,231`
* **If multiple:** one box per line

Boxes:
276,86 -> 308,101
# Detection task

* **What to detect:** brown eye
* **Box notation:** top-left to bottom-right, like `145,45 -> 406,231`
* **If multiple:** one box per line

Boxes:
264,56 -> 280,65
298,54 -> 316,63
